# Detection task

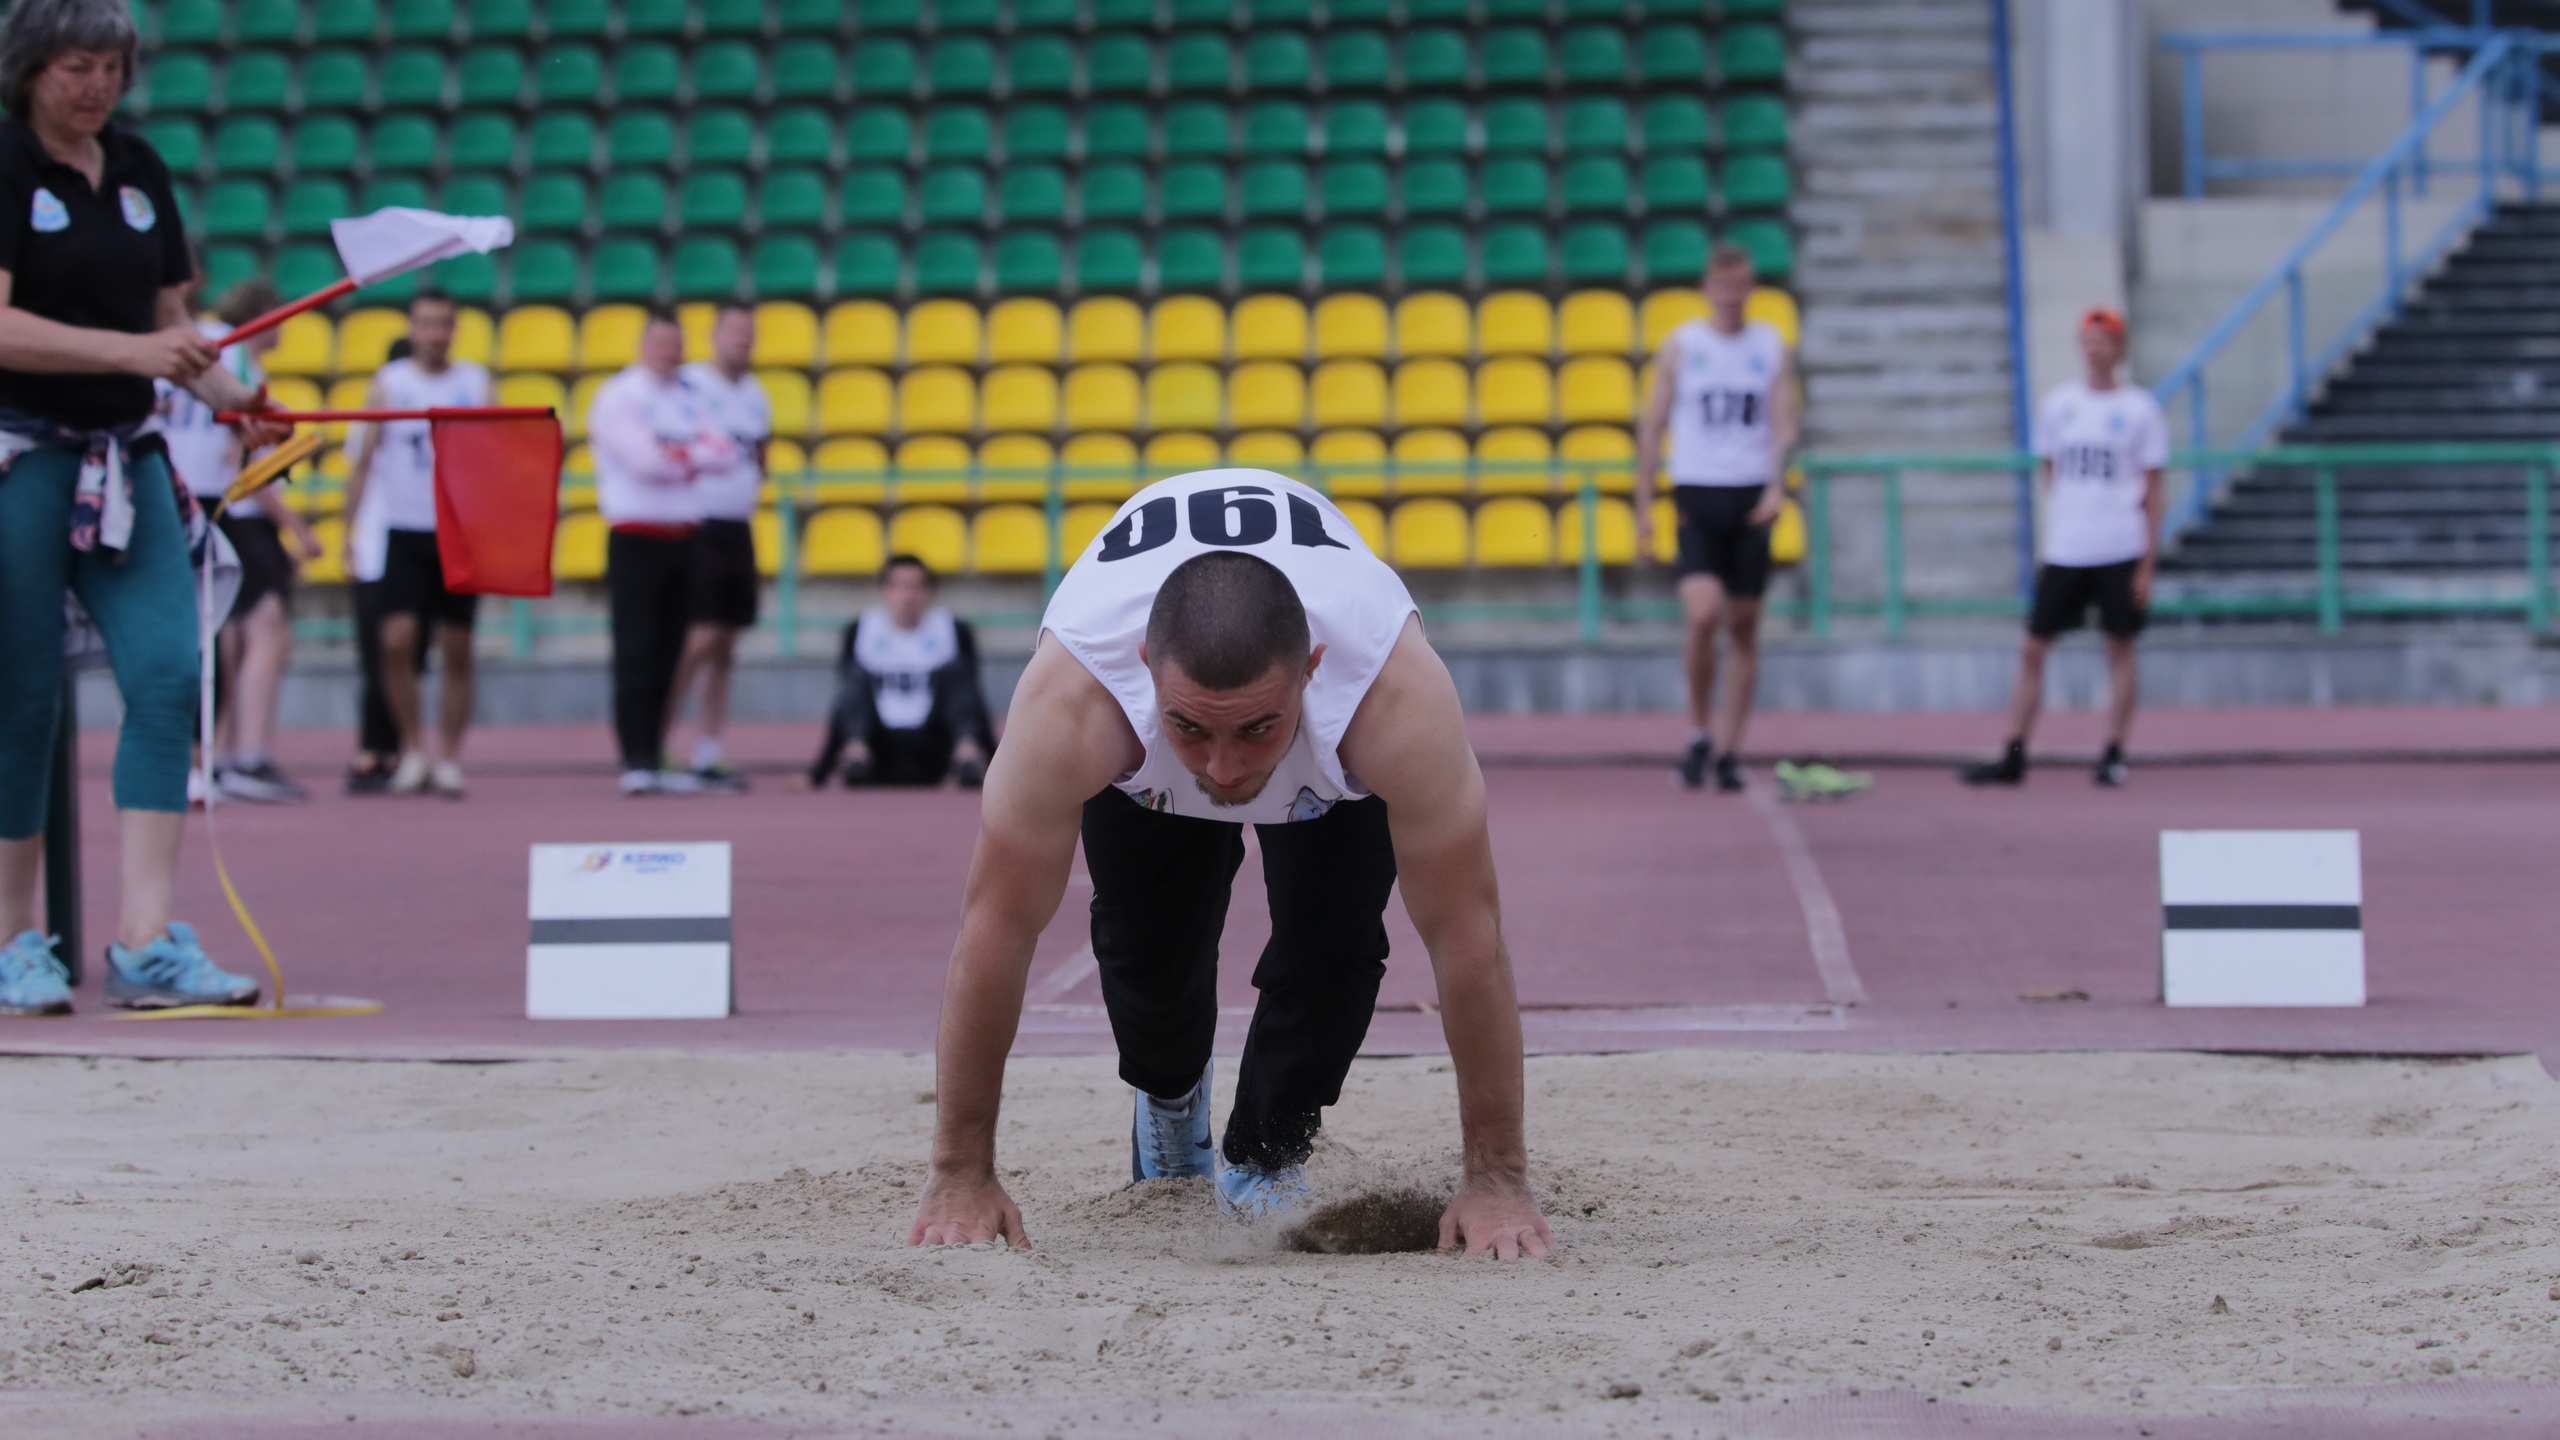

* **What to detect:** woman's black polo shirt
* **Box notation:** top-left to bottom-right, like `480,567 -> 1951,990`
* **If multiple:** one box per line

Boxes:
0,116 -> 193,430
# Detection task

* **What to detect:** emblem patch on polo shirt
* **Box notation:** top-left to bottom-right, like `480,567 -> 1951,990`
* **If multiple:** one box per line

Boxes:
29,187 -> 67,232
118,186 -> 155,232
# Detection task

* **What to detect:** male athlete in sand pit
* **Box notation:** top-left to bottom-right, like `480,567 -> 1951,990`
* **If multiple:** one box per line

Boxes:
908,469 -> 1551,1260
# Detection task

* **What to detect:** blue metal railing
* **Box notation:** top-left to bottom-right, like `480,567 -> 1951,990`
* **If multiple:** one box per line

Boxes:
1989,0 -> 2035,602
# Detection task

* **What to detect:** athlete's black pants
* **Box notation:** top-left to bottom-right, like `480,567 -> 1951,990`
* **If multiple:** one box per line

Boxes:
808,660 -> 992,785
607,529 -> 694,772
350,579 -> 422,757
1082,786 -> 1398,1172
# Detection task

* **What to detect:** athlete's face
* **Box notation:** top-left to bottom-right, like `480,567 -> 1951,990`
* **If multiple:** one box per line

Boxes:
1145,647 -> 1326,808
1703,261 -> 1754,324
640,319 -> 684,376
880,562 -> 933,628
713,309 -> 754,372
2079,322 -> 2126,379
408,301 -> 455,369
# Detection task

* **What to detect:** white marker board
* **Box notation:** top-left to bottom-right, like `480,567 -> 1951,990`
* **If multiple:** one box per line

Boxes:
527,842 -> 732,1019
2160,830 -> 2364,1007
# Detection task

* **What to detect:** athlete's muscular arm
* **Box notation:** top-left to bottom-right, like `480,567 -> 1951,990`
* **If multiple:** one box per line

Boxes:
2135,465 -> 2166,608
1752,346 -> 1801,526
909,638 -> 1139,1249
1342,617 -> 1552,1262
1631,339 -> 1679,556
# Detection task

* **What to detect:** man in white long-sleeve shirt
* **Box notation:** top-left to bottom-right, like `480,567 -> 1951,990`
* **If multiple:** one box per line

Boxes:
588,306 -> 722,796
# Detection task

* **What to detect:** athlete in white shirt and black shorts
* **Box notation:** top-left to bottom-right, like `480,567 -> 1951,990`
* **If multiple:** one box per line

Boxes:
1963,307 -> 2168,788
667,305 -> 770,791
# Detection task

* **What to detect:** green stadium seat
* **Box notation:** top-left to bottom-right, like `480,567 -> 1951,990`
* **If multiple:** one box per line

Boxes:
1639,153 -> 1705,209
1482,98 -> 1547,154
1083,103 -> 1150,159
1401,29 -> 1468,90
1325,0 -> 1389,17
839,167 -> 907,223
537,45 -> 604,103
1090,0 -> 1151,24
1484,27 -> 1548,87
1250,0 -> 1311,18
524,172 -> 593,228
441,170 -> 513,217
1166,35 -> 1231,93
363,173 -> 433,211
600,172 -> 667,229
1237,227 -> 1304,290
914,231 -> 982,294
1317,224 -> 1385,286
693,42 -> 761,101
685,108 -> 753,165
143,117 -> 203,173
1322,29 -> 1389,90
1639,219 -> 1704,281
1322,100 -> 1387,156
924,107 -> 992,161
377,46 -> 446,107
1240,162 -> 1306,218
996,231 -> 1064,292
1003,103 -> 1071,161
1077,228 -> 1143,291
160,0 -> 225,43
1079,162 -> 1146,220
673,237 -> 740,298
844,106 -> 911,162
1247,32 -> 1310,91
1011,0 -> 1077,27
757,168 -> 829,226
1170,0 -> 1230,24
1723,95 -> 1788,151
1564,97 -> 1628,152
858,0 -> 923,26
1158,228 -> 1225,292
623,0 -> 686,34
1562,0 -> 1621,14
1085,33 -> 1151,96
374,112 -> 446,169
542,0 -> 609,34
614,43 -> 681,103
223,52 -> 290,110
591,237 -> 663,300
1399,224 -> 1467,286
1320,159 -> 1386,216
929,37 -> 996,96
832,233 -> 902,294
528,111 -> 596,167
701,0 -> 767,32
608,111 -> 677,166
508,239 -> 580,301
1723,152 -> 1790,209
456,46 -> 523,105
1639,0 -> 1704,13
434,250 -> 497,300
1160,162 -> 1227,219
1401,99 -> 1467,155
918,165 -> 986,223
682,170 -> 750,227
202,246 -> 259,298
1399,157 -> 1465,214
465,0 -> 532,38
1162,101 -> 1228,158
772,40 -> 837,99
997,164 -> 1067,223
1482,156 -> 1546,213
753,234 -> 821,295
1486,0 -> 1549,17
281,178 -> 348,236
275,243 -> 343,296
1563,220 -> 1630,282
390,0 -> 454,38
767,107 -> 833,164
290,114 -> 360,172
1721,24 -> 1787,83
299,49 -> 371,109
140,53 -> 213,112
203,180 -> 270,238
1638,23 -> 1705,84
1006,35 -> 1073,95
1481,222 -> 1547,283
212,116 -> 281,173
1565,154 -> 1631,211
1642,95 -> 1708,151
311,0 -> 377,41
1240,101 -> 1306,157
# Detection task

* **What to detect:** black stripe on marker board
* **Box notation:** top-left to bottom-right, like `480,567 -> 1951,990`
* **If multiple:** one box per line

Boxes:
529,917 -> 733,945
2162,905 -> 2361,931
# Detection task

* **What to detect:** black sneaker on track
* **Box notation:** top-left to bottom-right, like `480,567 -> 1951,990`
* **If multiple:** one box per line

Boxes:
1677,737 -> 1712,790
1961,741 -> 2028,787
1714,753 -> 1745,793
2094,744 -> 2129,788
218,759 -> 308,804
692,763 -> 751,793
343,760 -> 392,796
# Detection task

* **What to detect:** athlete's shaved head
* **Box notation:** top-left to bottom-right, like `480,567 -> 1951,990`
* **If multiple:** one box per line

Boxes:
1145,552 -> 1310,691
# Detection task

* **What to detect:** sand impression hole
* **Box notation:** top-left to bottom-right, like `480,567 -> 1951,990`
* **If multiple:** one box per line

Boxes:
1283,1188 -> 1448,1254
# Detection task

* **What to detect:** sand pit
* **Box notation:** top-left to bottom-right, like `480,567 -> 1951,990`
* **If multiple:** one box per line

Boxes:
4,1048 -> 2560,1437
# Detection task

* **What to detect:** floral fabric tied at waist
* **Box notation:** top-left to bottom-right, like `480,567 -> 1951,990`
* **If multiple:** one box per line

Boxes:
0,409 -> 206,562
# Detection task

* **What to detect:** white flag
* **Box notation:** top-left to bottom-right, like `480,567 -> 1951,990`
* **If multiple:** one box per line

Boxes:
328,208 -> 516,288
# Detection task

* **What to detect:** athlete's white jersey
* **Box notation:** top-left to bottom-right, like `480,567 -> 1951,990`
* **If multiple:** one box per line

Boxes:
680,361 -> 771,522
1664,317 -> 1787,488
156,319 -> 264,515
1040,469 -> 1418,826
365,356 -> 493,532
854,604 -> 960,731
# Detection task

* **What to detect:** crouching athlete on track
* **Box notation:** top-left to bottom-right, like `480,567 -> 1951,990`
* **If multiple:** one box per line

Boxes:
907,468 -> 1551,1260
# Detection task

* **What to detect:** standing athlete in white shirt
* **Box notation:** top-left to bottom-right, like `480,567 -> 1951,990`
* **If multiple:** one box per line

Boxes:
667,304 -> 770,792
1634,244 -> 1798,793
1963,308 -> 2168,788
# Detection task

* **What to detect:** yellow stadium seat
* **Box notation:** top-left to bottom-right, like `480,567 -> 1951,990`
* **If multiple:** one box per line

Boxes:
1150,295 -> 1225,362
498,371 -> 568,415
681,303 -> 718,360
494,306 -> 574,373
892,434 -> 973,502
263,313 -> 332,376
1394,292 -> 1469,359
1641,288 -> 1708,350
336,307 -> 409,374
905,299 -> 981,366
1391,359 -> 1467,428
565,373 -> 608,440
1748,286 -> 1801,350
315,443 -> 349,481
1062,432 -> 1139,499
1652,496 -> 1676,562
1311,360 -> 1386,428
321,376 -> 372,445
816,369 -> 892,435
1556,496 -> 1638,564
1144,432 -> 1220,473
766,437 -> 807,478
1771,493 -> 1806,565
1226,361 -> 1305,430
1559,290 -> 1635,356
750,508 -> 783,576
1067,297 -> 1143,363
888,504 -> 967,573
824,301 -> 898,366
453,308 -> 494,367
298,517 -> 345,582
1476,357 -> 1553,427
1477,291 -> 1553,358
1233,294 -> 1308,360
1063,363 -> 1140,431
896,365 -> 975,434
1389,498 -> 1468,568
1060,500 -> 1120,563
1229,429 -> 1304,469
987,297 -> 1063,364
802,506 -> 886,575
971,504 -> 1049,574
758,368 -> 812,438
553,511 -> 608,581
563,441 -> 594,476
1475,496 -> 1556,566
1313,294 -> 1387,359
811,436 -> 888,500
1560,424 -> 1635,494
578,304 -> 647,370
982,363 -> 1060,433
1310,428 -> 1386,497
1333,498 -> 1387,555
752,301 -> 819,368
1476,426 -> 1553,495
266,376 -> 323,413
1558,356 -> 1636,425
978,432 -> 1054,501
1145,362 -> 1222,432
1391,427 -> 1468,497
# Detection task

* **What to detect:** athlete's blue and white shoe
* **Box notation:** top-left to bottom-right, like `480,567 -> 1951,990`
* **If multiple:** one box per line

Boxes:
1130,1061 -> 1215,1181
1215,1161 -> 1315,1224
0,930 -> 72,1016
102,923 -> 259,1010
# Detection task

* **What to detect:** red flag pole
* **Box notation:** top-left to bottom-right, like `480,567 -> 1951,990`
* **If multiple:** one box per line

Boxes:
210,277 -> 360,350
214,405 -> 559,423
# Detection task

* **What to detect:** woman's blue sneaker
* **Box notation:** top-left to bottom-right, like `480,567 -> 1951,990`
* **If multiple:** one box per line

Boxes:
1216,1162 -> 1315,1224
102,922 -> 259,1010
0,930 -> 72,1016
1130,1061 -> 1215,1181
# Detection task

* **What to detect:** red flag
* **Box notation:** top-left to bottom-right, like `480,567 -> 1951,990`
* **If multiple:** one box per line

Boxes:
429,409 -> 563,597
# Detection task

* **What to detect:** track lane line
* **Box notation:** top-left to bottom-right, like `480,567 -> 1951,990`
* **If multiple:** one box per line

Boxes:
1746,784 -> 1869,1007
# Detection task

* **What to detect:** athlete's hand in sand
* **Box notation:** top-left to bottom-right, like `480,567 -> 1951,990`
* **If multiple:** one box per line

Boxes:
908,1170 -> 1031,1249
1439,1175 -> 1551,1260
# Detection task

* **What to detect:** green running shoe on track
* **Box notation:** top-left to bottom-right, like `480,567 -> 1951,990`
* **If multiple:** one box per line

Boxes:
1775,760 -> 1874,802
